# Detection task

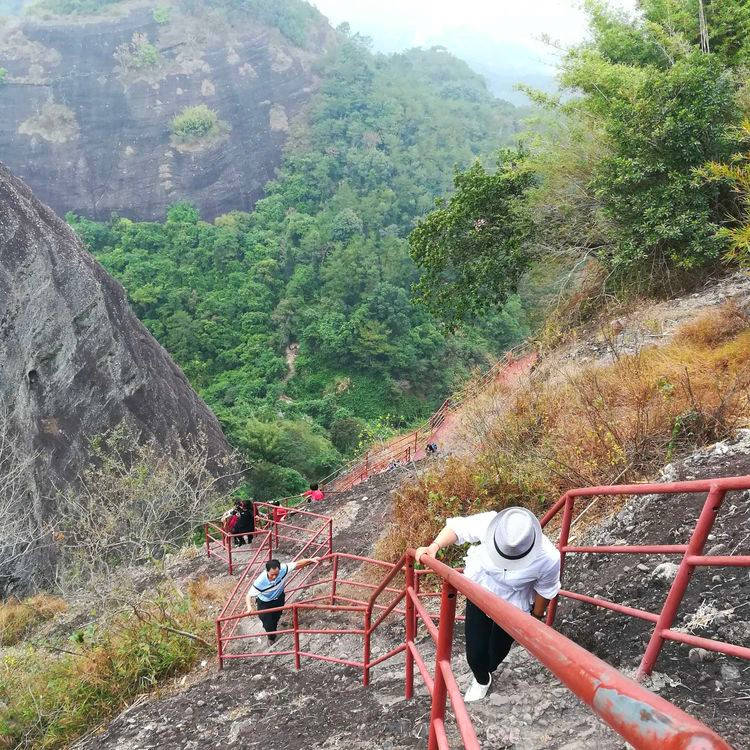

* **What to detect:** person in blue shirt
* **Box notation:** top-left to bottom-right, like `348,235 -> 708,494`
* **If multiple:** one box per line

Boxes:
245,557 -> 320,642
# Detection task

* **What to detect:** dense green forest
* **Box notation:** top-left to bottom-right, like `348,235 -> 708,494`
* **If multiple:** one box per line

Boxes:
70,16 -> 530,499
412,0 -> 750,325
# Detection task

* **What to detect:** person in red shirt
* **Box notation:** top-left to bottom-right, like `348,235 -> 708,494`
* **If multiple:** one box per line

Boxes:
302,483 -> 325,502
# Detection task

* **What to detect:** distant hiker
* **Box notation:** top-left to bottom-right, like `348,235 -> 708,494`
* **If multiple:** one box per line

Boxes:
245,557 -> 320,642
232,499 -> 255,546
302,483 -> 325,502
415,506 -> 560,702
425,442 -> 438,456
220,502 -> 240,542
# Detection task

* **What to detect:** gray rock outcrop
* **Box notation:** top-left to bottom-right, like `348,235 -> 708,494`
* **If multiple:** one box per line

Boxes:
0,160 -> 232,522
0,2 -> 331,220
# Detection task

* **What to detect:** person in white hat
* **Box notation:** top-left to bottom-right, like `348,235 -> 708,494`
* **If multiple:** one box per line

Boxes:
415,506 -> 560,702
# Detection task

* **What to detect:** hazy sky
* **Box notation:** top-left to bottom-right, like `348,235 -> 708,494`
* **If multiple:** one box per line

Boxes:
311,0 -> 596,52
310,0 -> 637,101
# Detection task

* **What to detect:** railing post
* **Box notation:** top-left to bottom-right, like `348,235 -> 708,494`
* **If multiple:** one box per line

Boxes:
427,580 -> 457,750
216,619 -> 224,670
293,605 -> 301,670
363,607 -> 372,686
405,554 -> 416,700
547,493 -> 573,627
331,554 -> 339,605
638,485 -> 726,678
205,523 -> 211,558
328,519 -> 333,555
228,530 -> 233,576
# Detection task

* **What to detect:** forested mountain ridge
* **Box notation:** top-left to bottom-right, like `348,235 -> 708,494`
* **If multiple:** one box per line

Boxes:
62,15 -> 530,499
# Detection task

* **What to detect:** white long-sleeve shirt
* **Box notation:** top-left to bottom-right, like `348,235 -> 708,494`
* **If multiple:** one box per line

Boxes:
446,511 -> 561,612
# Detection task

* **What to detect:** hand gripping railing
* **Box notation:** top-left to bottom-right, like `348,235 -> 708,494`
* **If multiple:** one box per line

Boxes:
416,551 -> 733,750
539,476 -> 750,677
212,539 -> 733,748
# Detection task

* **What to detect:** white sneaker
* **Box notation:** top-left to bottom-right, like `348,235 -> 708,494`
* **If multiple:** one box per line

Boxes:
464,674 -> 492,702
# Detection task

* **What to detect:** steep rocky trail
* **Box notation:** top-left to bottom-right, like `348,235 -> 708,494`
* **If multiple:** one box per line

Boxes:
72,467 -> 623,750
72,623 -> 625,750
70,432 -> 750,749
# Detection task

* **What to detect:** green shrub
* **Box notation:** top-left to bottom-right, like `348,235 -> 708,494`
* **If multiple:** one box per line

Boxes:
0,67 -> 7,85
30,0 -> 122,15
171,104 -> 219,141
241,461 -> 307,500
134,41 -> 159,68
0,585 -> 214,749
114,32 -> 160,71
152,4 -> 169,23
329,416 -> 365,455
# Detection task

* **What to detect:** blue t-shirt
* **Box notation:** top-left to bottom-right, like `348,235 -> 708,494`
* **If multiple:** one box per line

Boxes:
248,561 -> 297,602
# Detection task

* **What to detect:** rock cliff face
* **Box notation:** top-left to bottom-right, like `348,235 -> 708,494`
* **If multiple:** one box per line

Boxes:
0,161 -> 232,500
0,2 -> 330,220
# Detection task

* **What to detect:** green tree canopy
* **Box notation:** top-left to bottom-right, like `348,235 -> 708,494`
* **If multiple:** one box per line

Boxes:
410,151 -> 536,324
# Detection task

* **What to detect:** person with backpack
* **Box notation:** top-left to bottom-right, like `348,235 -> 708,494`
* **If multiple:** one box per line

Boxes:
232,499 -> 255,546
220,502 -> 240,546
245,557 -> 320,642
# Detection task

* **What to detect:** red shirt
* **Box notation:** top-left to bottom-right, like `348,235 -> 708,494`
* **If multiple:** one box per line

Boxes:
303,489 -> 325,501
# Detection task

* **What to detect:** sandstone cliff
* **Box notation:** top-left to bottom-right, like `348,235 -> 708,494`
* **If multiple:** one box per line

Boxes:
0,1 -> 330,220
0,160 -> 232,502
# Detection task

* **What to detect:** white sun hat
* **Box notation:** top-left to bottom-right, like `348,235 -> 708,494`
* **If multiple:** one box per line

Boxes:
483,506 -> 544,570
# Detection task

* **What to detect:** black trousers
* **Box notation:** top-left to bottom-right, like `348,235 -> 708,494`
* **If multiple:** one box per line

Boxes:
257,593 -> 285,636
465,600 -> 514,685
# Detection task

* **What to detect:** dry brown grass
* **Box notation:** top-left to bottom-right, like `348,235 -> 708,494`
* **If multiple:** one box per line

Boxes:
380,322 -> 750,559
0,583 -> 215,749
0,594 -> 67,646
674,300 -> 749,347
186,576 -> 234,604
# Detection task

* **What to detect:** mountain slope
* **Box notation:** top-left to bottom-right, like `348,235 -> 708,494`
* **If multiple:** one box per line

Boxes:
0,161 -> 233,591
0,0 -> 332,220
63,31 -> 530,500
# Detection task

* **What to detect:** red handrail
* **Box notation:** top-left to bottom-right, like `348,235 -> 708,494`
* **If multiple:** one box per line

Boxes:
211,476 -> 746,749
540,476 -> 750,676
417,551 -> 732,750
319,347 -> 537,492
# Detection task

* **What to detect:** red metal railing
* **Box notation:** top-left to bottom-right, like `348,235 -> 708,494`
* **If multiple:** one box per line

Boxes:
204,500 -> 333,575
216,551 -> 404,667
320,349 -> 538,493
213,544 -> 733,749
417,551 -> 733,750
539,476 -> 750,677
215,505 -> 334,661
210,477 -> 746,748
204,522 -> 276,576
